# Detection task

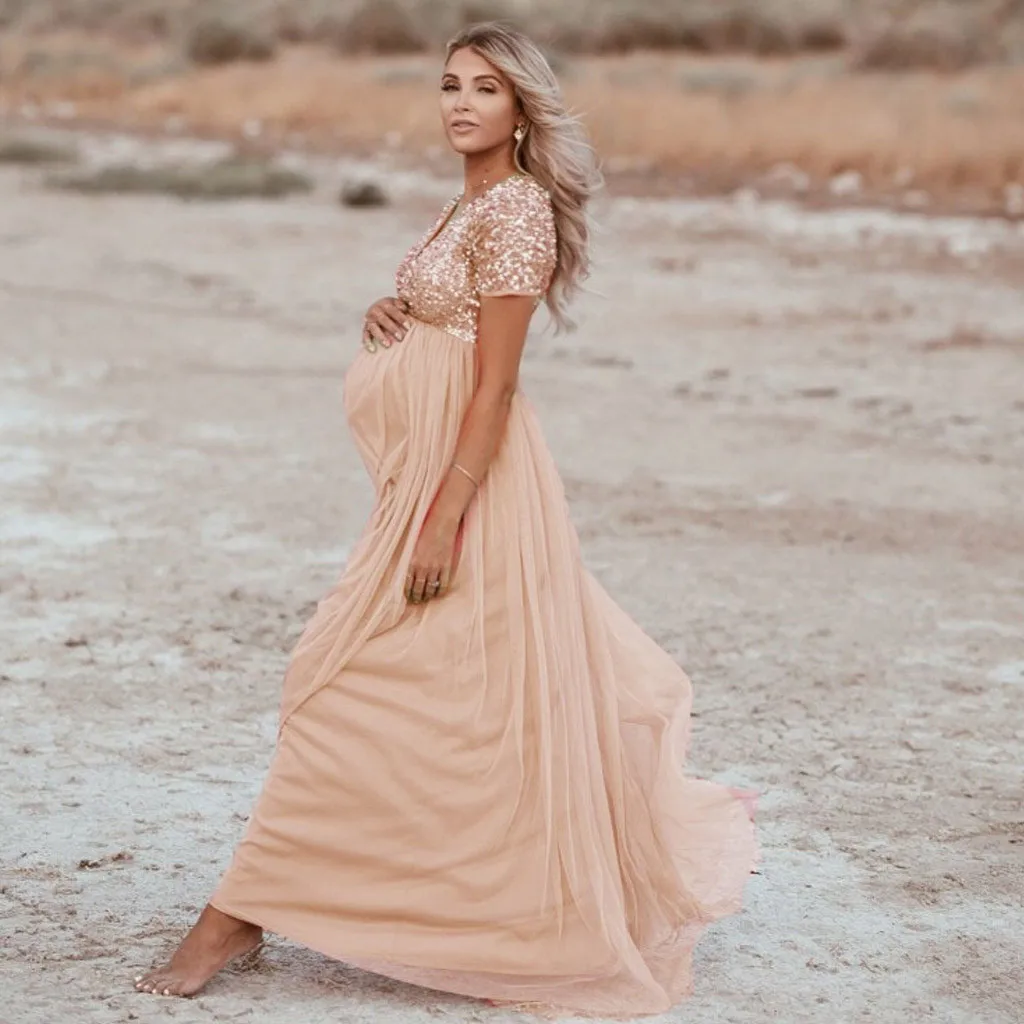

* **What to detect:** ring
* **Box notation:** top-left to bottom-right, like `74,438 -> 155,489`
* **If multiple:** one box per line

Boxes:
427,581 -> 440,591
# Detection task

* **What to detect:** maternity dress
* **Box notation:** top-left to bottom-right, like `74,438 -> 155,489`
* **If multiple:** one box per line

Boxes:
209,171 -> 758,1018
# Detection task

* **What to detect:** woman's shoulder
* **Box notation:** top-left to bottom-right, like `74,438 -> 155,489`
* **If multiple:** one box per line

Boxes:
469,173 -> 558,296
475,172 -> 553,225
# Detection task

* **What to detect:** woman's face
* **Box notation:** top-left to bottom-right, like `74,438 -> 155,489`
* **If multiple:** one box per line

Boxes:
439,46 -> 519,157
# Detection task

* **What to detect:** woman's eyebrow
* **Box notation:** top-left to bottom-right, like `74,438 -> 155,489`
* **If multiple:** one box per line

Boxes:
441,73 -> 502,83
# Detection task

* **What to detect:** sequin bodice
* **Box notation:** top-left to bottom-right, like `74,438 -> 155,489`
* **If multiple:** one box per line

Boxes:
395,173 -> 558,344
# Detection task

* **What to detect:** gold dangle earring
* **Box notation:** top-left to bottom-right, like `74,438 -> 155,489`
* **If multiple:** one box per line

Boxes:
513,121 -> 527,174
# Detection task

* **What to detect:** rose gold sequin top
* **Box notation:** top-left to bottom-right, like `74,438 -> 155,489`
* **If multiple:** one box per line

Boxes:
395,172 -> 558,344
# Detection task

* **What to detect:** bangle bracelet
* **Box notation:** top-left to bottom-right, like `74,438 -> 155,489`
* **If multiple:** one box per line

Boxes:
450,461 -> 480,488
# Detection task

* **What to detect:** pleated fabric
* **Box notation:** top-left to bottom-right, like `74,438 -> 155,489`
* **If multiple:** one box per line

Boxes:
210,320 -> 758,1018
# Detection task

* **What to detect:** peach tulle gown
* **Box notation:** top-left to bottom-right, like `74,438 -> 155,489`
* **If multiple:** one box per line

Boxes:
209,172 -> 758,1018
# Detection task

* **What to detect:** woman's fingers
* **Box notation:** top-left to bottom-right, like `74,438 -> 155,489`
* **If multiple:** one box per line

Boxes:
375,309 -> 409,343
424,572 -> 443,600
365,315 -> 400,347
363,298 -> 411,352
368,296 -> 407,315
381,298 -> 410,321
405,569 -> 425,603
365,320 -> 390,349
406,566 -> 446,603
378,298 -> 412,339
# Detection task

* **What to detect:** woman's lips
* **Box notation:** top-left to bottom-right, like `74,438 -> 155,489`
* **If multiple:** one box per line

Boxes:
450,122 -> 478,133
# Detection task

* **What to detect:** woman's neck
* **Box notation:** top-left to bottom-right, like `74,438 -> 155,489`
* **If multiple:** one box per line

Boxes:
462,148 -> 517,199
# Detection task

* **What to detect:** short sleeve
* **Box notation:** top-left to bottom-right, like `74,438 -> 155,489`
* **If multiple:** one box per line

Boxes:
471,179 -> 558,298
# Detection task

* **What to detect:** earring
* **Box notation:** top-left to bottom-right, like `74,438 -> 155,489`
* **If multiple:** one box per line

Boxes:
513,123 -> 526,142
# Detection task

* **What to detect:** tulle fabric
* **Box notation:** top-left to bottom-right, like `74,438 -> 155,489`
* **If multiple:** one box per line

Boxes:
210,320 -> 757,1018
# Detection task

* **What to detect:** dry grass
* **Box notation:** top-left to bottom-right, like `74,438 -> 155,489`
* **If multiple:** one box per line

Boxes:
551,1 -> 850,56
6,47 -> 1016,212
2,6 -> 1024,217
1,1 -> 1022,65
184,14 -> 277,65
0,34 -> 184,98
851,5 -> 1007,71
46,155 -> 314,199
334,0 -> 430,54
576,57 -> 1024,196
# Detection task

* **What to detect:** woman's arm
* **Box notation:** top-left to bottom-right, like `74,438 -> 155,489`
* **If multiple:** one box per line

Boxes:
403,294 -> 536,603
427,293 -> 536,529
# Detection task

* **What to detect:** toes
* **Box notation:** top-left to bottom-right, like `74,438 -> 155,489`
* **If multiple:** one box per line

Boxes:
137,972 -> 185,998
135,971 -> 168,994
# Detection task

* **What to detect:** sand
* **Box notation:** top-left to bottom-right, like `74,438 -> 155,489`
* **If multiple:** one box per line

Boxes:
1,128 -> 1023,1024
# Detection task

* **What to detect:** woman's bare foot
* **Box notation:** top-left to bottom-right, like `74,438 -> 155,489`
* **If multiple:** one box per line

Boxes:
134,904 -> 263,998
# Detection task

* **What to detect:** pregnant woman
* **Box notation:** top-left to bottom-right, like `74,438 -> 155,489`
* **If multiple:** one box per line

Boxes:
134,21 -> 757,1018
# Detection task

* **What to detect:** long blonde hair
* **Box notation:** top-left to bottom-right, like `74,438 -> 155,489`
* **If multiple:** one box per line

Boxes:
444,22 -> 602,333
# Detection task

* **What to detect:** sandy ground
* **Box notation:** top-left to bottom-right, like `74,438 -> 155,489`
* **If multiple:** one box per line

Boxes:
2,129 -> 1023,1024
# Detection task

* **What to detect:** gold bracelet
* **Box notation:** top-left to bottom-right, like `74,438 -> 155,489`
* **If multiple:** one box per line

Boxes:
450,461 -> 480,488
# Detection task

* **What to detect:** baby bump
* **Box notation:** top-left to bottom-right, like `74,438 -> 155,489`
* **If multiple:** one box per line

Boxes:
342,320 -> 476,490
343,338 -> 410,484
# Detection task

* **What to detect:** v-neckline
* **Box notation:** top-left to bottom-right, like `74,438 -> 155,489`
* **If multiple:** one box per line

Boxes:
417,172 -> 525,260
418,195 -> 463,259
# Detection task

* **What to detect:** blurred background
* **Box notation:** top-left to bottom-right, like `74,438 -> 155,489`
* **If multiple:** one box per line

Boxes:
1,0 -> 1023,215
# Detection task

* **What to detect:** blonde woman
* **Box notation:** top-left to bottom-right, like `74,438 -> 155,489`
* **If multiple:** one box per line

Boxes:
134,22 -> 757,1017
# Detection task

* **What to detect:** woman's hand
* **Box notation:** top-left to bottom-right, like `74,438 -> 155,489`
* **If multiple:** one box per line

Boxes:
363,297 -> 411,352
405,511 -> 464,604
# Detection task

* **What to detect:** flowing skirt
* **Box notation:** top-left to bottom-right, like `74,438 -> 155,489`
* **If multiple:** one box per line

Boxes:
210,319 -> 758,1018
